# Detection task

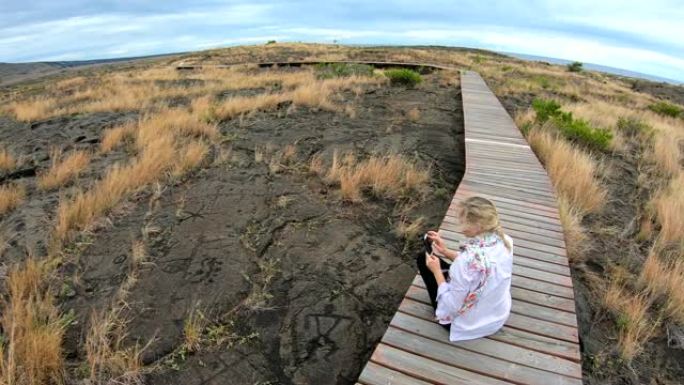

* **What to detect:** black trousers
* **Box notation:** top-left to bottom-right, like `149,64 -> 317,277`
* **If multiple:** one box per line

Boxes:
415,251 -> 452,331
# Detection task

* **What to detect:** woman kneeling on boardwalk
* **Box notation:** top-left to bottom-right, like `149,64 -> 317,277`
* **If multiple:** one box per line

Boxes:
417,196 -> 514,342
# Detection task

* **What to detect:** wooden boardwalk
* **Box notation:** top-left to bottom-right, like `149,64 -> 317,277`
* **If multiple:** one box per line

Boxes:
357,71 -> 582,385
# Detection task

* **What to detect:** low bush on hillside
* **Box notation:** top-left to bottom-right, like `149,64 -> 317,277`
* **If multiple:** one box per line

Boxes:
532,98 -> 613,151
648,101 -> 682,118
315,63 -> 374,79
384,68 -> 422,87
567,61 -> 583,72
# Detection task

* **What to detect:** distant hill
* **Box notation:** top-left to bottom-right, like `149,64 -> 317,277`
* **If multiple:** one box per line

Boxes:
0,53 -> 181,87
502,51 -> 682,85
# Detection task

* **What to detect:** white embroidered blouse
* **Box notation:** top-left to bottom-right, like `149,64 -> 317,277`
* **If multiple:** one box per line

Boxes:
435,232 -> 513,341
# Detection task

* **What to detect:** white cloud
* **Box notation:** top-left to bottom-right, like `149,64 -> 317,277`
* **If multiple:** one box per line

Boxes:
285,26 -> 684,81
1,1 -> 682,82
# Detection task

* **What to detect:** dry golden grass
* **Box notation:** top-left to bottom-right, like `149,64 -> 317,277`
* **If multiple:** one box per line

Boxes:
323,151 -> 429,201
639,251 -> 684,324
339,171 -> 363,202
37,149 -> 91,190
6,98 -> 57,122
6,55 -> 382,125
183,310 -> 206,353
85,307 -> 144,385
207,75 -> 381,121
649,120 -> 683,177
557,198 -> 588,263
137,109 -> 218,150
651,172 -> 684,246
407,107 -> 420,122
0,184 -> 26,216
215,93 -> 287,121
54,128 -> 213,245
51,76 -> 88,92
602,280 -> 657,361
54,135 -> 177,243
617,293 -> 657,361
395,216 -> 426,239
0,148 -> 17,172
101,122 -> 137,153
173,141 -> 208,177
308,153 -> 324,175
527,128 -> 606,214
0,259 -> 65,385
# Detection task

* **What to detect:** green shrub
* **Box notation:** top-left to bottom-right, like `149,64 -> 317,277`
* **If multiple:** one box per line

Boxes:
648,101 -> 682,118
384,68 -> 422,87
567,61 -> 583,72
532,98 -> 613,151
266,40 -> 277,45
315,63 -> 374,79
532,98 -> 562,123
557,116 -> 613,151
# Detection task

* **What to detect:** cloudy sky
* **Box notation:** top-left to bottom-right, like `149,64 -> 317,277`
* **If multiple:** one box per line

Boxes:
2,1 -> 683,81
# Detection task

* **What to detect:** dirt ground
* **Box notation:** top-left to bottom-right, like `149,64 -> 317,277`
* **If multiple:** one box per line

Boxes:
0,68 -> 464,384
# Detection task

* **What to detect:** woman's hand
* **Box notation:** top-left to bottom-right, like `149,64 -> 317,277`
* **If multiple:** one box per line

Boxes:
426,230 -> 453,259
425,252 -> 442,275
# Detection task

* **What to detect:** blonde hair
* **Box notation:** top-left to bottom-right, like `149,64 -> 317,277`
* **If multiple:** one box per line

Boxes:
457,196 -> 512,251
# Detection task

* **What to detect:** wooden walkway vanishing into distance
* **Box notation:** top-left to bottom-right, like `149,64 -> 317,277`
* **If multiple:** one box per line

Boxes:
356,71 -> 582,385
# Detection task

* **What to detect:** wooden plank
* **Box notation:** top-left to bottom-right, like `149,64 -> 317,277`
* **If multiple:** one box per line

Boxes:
371,344 -> 512,385
457,182 -> 558,205
447,205 -> 562,226
441,226 -> 569,267
466,176 -> 556,196
397,297 -> 581,362
405,285 -> 576,328
466,172 -> 555,192
399,296 -> 578,349
390,312 -> 582,382
458,180 -> 558,202
384,326 -> 581,385
456,195 -> 561,218
444,211 -> 565,234
412,276 -> 575,313
440,229 -> 567,258
358,361 -> 433,385
512,276 -> 575,299
512,265 -> 573,287
440,221 -> 566,249
511,287 -> 577,313
511,256 -> 571,277
442,217 -> 565,242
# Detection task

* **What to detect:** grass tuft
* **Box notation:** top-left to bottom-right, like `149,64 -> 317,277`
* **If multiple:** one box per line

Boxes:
527,128 -> 606,214
0,184 -> 26,216
101,122 -> 137,153
0,148 -> 17,172
37,149 -> 91,190
322,151 -> 429,201
0,258 -> 66,385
